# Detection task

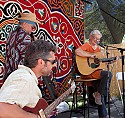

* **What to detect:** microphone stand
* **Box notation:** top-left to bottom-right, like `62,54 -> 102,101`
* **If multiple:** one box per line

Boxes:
117,48 -> 125,118
103,44 -> 125,117
105,45 -> 111,118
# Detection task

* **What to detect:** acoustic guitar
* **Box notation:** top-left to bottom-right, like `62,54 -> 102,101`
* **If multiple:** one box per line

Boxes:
23,82 -> 75,118
76,52 -> 119,75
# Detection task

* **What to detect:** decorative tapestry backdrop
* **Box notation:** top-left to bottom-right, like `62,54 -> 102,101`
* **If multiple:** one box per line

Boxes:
0,0 -> 84,93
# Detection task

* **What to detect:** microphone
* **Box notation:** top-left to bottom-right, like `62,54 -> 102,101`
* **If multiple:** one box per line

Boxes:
98,43 -> 105,48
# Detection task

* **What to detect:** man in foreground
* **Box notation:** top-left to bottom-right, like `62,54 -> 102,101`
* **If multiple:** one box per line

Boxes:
0,40 -> 57,118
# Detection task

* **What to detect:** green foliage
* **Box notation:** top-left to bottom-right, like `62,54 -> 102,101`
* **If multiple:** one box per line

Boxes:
85,0 -> 125,44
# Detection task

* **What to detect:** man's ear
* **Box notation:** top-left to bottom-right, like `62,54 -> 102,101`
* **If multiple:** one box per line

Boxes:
21,22 -> 27,27
37,58 -> 43,65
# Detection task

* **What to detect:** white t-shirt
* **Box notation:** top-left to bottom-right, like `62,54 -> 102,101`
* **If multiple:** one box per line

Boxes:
0,65 -> 42,108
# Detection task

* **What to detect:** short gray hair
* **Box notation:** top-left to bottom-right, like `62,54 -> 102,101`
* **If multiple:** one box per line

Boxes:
89,30 -> 102,38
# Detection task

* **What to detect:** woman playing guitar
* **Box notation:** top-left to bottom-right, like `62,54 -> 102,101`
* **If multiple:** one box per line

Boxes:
75,30 -> 112,118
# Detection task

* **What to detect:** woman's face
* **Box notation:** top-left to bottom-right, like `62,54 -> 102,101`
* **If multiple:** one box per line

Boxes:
90,34 -> 101,45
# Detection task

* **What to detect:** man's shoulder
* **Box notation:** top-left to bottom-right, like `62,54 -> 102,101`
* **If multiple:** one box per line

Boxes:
10,66 -> 32,79
11,26 -> 27,35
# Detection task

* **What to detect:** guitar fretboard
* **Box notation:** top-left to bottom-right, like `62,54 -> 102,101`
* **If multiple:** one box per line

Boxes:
44,87 -> 72,116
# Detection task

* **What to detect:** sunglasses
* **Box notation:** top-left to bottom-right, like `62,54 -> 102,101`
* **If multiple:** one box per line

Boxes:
43,59 -> 57,65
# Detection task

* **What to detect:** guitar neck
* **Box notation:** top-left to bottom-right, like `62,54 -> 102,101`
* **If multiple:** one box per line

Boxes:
100,57 -> 116,62
100,55 -> 125,63
44,87 -> 72,116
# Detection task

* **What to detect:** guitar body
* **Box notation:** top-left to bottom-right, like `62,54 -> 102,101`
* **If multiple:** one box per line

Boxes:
23,85 -> 74,117
23,98 -> 48,115
76,52 -> 106,75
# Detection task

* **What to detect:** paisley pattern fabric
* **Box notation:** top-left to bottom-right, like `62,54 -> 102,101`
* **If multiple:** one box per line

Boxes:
3,26 -> 32,80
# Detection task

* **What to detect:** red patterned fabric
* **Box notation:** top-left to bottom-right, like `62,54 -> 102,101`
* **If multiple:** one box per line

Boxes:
0,1 -> 84,95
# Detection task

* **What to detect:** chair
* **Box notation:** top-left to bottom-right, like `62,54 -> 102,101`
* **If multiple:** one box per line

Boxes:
69,55 -> 99,117
74,76 -> 97,118
116,72 -> 125,105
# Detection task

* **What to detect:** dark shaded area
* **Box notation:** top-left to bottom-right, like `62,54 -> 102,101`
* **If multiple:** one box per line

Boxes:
85,0 -> 125,44
96,0 -> 125,44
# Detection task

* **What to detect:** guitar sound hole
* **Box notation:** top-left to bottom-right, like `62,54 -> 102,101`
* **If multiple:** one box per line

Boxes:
94,58 -> 100,64
91,63 -> 100,68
